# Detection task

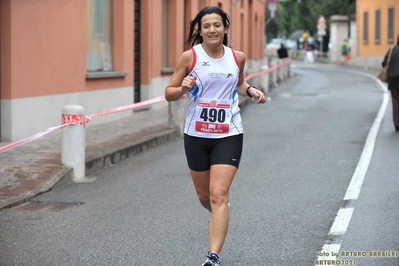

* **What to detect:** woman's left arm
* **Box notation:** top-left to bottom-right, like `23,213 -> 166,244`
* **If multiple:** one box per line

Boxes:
235,50 -> 266,104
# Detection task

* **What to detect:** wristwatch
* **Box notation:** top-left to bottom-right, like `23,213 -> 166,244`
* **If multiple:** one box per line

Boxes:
246,85 -> 256,98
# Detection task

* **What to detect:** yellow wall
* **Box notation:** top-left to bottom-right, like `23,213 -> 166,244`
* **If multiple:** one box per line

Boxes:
357,0 -> 398,57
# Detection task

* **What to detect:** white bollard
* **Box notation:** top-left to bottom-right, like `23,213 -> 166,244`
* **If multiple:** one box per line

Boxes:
261,65 -> 270,93
269,61 -> 278,87
168,100 -> 185,136
278,61 -> 284,81
61,105 -> 93,183
284,61 -> 289,78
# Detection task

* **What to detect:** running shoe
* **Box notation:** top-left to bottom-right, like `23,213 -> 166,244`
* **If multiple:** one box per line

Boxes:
202,252 -> 220,266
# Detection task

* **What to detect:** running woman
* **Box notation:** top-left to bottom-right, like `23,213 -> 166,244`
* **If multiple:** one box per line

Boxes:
165,6 -> 266,265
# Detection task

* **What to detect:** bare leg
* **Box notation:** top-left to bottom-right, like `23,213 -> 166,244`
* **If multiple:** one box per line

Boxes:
190,164 -> 237,255
190,169 -> 211,212
208,164 -> 237,254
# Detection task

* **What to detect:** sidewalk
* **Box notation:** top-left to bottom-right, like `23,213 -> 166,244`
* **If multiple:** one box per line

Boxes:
0,103 -> 179,209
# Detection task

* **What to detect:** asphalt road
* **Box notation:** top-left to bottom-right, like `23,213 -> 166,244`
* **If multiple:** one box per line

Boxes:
1,62 -> 398,266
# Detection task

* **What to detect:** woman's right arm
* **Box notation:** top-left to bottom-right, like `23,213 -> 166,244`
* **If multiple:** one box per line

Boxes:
165,50 -> 193,102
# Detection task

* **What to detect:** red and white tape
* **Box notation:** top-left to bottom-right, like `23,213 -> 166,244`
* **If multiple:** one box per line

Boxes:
245,59 -> 291,80
0,124 -> 67,154
86,95 -> 167,122
0,96 -> 168,154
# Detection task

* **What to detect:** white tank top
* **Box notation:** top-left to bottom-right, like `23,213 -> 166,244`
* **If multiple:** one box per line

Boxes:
184,44 -> 243,138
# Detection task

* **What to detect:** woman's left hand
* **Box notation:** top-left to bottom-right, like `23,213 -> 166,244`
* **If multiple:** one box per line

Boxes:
250,88 -> 267,104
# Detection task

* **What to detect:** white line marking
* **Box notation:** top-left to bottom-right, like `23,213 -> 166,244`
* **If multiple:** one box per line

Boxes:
329,208 -> 354,235
344,78 -> 389,200
317,243 -> 341,261
313,70 -> 389,260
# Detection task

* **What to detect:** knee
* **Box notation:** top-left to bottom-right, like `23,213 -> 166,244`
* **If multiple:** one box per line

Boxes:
197,195 -> 210,203
196,189 -> 210,203
196,194 -> 211,212
209,189 -> 227,206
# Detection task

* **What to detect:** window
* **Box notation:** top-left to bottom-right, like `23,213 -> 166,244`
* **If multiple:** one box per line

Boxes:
87,0 -> 113,72
161,0 -> 168,68
388,7 -> 394,42
363,11 -> 368,44
375,9 -> 380,43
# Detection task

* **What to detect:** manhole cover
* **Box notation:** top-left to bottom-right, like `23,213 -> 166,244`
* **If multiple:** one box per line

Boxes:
12,201 -> 83,212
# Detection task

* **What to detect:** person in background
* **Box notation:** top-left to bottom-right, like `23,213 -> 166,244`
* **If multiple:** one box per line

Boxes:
382,34 -> 399,131
304,38 -> 315,63
277,43 -> 289,59
296,39 -> 302,58
164,6 -> 266,266
340,39 -> 350,65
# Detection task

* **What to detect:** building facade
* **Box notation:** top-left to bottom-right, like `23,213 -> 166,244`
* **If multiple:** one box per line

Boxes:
0,0 -> 266,141
356,0 -> 398,68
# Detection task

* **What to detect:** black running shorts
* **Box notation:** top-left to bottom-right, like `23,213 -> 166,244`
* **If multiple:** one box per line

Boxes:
184,133 -> 243,172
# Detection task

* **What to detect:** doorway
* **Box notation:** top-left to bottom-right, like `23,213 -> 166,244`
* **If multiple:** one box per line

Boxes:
134,0 -> 141,103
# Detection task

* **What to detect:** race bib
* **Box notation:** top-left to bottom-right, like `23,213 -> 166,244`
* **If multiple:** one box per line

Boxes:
194,98 -> 232,134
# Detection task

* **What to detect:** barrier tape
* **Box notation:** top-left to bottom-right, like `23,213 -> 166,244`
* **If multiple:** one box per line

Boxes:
245,59 -> 291,80
0,63 -> 289,154
86,95 -> 167,122
62,114 -> 87,126
0,96 -> 172,154
0,124 -> 68,154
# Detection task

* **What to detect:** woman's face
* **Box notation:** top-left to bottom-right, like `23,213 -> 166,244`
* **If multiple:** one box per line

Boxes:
200,13 -> 227,46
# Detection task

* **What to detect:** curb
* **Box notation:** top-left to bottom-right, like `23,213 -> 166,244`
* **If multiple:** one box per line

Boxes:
0,166 -> 72,209
1,129 -> 179,210
54,127 -> 180,188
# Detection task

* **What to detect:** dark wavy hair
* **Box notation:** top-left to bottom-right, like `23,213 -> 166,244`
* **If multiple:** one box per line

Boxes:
185,6 -> 231,48
397,34 -> 399,45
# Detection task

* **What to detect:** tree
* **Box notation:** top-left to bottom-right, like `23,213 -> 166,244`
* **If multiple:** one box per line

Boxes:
267,0 -> 355,40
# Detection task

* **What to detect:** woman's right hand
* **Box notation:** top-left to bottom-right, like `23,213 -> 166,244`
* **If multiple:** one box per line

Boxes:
181,75 -> 197,91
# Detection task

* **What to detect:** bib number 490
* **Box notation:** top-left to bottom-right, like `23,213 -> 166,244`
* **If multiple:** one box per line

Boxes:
200,108 -> 226,123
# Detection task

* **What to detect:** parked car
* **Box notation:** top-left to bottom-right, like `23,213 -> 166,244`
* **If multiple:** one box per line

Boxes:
266,38 -> 297,50
284,40 -> 297,50
266,38 -> 284,49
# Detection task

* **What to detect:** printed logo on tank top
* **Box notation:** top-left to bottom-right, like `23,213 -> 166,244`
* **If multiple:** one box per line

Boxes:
208,72 -> 234,78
